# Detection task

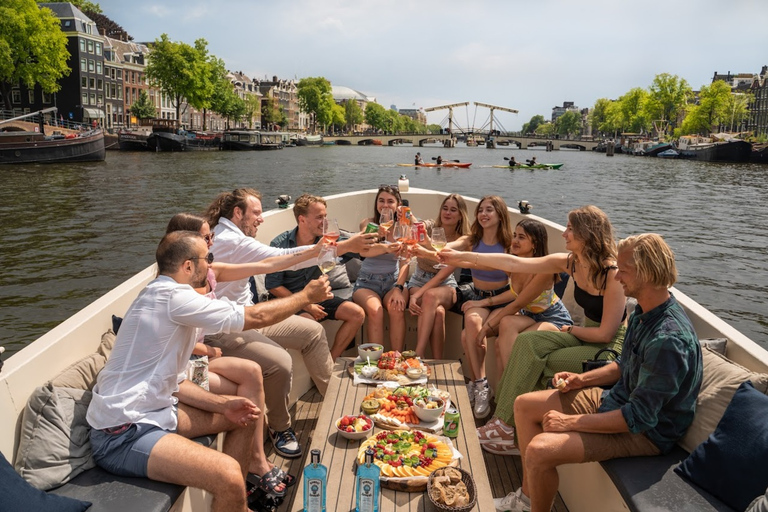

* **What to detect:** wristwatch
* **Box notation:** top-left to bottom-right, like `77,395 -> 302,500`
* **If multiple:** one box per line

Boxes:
393,284 -> 404,291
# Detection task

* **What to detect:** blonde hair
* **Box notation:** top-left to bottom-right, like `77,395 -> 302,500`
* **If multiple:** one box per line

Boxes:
435,194 -> 470,236
618,234 -> 677,288
293,194 -> 326,222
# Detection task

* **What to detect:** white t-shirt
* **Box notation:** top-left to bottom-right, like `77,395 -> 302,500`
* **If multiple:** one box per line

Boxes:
211,217 -> 313,305
87,276 -> 245,430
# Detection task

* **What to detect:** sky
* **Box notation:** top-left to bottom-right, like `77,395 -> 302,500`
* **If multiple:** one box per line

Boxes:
94,0 -> 768,131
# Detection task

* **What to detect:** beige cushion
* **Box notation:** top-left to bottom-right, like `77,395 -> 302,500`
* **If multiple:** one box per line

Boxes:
679,348 -> 768,452
96,330 -> 116,359
14,384 -> 95,491
48,353 -> 106,391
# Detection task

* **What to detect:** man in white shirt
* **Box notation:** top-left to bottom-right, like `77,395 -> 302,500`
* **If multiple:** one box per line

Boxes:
204,188 -> 375,458
87,231 -> 332,512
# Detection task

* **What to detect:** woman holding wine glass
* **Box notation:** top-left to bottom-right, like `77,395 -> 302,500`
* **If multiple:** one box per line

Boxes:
352,185 -> 408,350
406,194 -> 470,358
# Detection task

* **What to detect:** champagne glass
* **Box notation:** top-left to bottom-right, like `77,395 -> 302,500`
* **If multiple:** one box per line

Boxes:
393,222 -> 410,260
431,227 -> 448,269
322,217 -> 340,244
379,207 -> 394,241
317,244 -> 337,275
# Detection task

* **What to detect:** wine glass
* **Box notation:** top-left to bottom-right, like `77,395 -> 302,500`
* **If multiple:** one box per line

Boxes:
379,208 -> 394,241
322,217 -> 340,244
431,227 -> 448,269
317,244 -> 337,275
393,222 -> 410,260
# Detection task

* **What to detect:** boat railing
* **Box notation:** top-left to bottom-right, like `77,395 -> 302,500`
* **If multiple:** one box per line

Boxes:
0,109 -> 92,132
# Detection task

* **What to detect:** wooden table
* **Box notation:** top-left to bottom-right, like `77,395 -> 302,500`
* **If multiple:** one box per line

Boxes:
290,358 -> 495,511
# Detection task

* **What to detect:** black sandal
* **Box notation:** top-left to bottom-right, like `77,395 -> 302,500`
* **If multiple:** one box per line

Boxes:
274,467 -> 297,488
246,467 -> 286,497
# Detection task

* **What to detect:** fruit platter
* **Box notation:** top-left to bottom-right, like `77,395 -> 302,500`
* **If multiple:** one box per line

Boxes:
356,429 -> 461,491
351,350 -> 430,385
361,385 -> 451,432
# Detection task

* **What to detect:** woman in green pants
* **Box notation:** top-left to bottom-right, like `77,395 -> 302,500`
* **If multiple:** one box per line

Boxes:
440,205 -> 627,455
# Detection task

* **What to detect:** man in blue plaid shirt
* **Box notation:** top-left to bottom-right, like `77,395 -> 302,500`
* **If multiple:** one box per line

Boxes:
495,233 -> 703,512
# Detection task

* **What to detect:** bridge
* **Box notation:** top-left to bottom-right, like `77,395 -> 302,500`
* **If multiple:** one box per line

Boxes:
491,134 -> 599,151
323,133 -> 453,147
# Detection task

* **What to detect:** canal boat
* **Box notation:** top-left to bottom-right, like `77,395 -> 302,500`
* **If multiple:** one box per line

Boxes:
295,134 -> 323,146
117,127 -> 152,151
0,108 -> 106,164
146,119 -> 187,152
676,134 -> 752,162
1,188 -> 766,512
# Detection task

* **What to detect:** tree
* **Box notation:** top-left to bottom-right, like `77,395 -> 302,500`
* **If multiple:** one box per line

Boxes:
555,111 -> 582,136
364,102 -> 387,132
646,73 -> 692,134
1,0 -> 70,111
297,76 -> 333,132
330,103 -> 345,133
589,98 -> 612,135
680,80 -> 732,135
241,93 -> 261,129
616,87 -> 651,134
145,34 -> 213,128
426,123 -> 443,134
129,90 -> 155,120
344,99 -> 363,132
36,0 -> 101,14
535,122 -> 555,136
261,96 -> 282,129
521,115 -> 545,134
723,91 -> 752,133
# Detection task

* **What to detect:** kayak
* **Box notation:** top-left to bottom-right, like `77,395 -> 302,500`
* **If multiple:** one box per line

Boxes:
398,162 -> 472,168
491,163 -> 564,169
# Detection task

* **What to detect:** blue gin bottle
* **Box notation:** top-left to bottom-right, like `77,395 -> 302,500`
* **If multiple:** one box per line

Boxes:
303,449 -> 327,512
355,448 -> 380,512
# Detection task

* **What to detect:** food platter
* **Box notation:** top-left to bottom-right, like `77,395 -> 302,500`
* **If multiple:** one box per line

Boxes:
356,429 -> 461,491
361,385 -> 450,433
350,350 -> 430,386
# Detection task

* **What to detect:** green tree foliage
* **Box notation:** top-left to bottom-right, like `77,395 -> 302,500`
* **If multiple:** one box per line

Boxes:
535,122 -> 555,136
426,123 -> 443,134
521,114 -> 545,134
646,73 -> 691,133
589,98 -> 612,135
384,109 -> 402,133
555,111 -> 582,136
617,87 -> 651,134
364,102 -> 387,132
723,92 -> 753,133
344,99 -> 363,131
129,90 -> 155,120
36,0 -> 102,14
679,80 -> 732,135
297,77 -> 333,131
1,0 -> 70,111
261,96 -> 282,129
146,34 -> 213,128
330,103 -> 345,133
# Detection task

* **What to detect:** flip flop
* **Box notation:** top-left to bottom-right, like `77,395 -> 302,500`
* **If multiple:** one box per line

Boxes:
273,467 -> 297,488
246,467 -> 286,497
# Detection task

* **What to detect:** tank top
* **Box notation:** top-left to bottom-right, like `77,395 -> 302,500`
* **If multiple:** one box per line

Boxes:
360,251 -> 398,275
570,258 -> 626,323
511,284 -> 558,314
470,240 -> 508,282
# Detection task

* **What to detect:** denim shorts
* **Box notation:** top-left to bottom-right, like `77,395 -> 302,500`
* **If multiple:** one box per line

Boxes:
520,299 -> 573,328
353,271 -> 398,300
90,422 -> 172,478
467,284 -> 511,311
407,267 -> 457,289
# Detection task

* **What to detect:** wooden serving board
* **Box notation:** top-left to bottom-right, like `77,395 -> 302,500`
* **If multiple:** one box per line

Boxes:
347,363 -> 432,384
379,460 -> 459,492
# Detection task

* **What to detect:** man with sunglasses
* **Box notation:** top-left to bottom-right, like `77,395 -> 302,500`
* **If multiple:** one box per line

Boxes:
87,231 -> 333,512
204,188 -> 375,458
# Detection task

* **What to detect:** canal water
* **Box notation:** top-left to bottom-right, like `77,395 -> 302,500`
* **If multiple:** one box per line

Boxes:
1,145 -> 766,358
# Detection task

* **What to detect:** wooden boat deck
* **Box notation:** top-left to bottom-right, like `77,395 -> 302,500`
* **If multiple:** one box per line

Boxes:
267,359 -> 569,512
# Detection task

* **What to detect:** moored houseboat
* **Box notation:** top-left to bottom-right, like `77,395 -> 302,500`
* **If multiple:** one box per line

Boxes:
676,134 -> 752,162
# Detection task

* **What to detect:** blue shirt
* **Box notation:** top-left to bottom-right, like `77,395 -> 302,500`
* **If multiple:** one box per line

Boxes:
599,294 -> 702,453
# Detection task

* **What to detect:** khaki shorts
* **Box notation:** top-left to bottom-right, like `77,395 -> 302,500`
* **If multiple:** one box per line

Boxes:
559,387 -> 661,462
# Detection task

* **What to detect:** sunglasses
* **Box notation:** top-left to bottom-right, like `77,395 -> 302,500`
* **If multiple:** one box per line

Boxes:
190,253 -> 214,264
378,184 -> 399,192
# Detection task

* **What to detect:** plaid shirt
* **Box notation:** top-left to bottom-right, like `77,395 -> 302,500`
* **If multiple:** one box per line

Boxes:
599,294 -> 702,453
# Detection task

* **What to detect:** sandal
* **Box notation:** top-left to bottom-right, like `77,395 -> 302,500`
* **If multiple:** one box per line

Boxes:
247,467 -> 286,497
273,467 -> 297,488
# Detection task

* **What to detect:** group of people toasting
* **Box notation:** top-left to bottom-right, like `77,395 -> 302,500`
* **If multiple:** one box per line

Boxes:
86,184 -> 703,512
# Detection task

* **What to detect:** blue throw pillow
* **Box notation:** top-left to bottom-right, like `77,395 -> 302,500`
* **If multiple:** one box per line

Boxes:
675,380 -> 768,511
0,451 -> 91,512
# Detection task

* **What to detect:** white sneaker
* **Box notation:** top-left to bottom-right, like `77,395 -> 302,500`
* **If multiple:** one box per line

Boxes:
494,488 -> 531,512
474,383 -> 492,419
466,381 -> 476,407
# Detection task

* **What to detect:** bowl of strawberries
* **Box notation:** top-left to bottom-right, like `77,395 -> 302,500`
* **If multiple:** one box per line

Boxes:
336,414 -> 374,440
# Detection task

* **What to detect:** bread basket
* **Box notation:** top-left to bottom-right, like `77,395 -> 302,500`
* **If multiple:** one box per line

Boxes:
427,466 -> 477,512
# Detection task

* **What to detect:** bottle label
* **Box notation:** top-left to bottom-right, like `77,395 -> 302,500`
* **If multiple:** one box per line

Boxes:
357,477 -> 375,511
307,478 -> 323,510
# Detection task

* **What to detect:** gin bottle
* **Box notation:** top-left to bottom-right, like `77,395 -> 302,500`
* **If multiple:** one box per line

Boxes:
303,449 -> 327,512
355,448 -> 380,512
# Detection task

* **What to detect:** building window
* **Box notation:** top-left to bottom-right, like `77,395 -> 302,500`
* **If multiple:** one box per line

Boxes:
80,39 -> 85,52
104,65 -> 109,76
42,92 -> 51,104
97,79 -> 103,90
90,93 -> 96,105
64,20 -> 71,28
97,94 -> 103,106
96,61 -> 102,74
88,60 -> 94,72
111,68 -> 116,80
80,58 -> 87,71
81,76 -> 87,88
28,90 -> 35,103
95,42 -> 102,56
82,92 -> 88,105
89,78 -> 95,89
116,69 -> 122,80
87,40 -> 94,53
117,87 -> 122,100
110,83 -> 116,98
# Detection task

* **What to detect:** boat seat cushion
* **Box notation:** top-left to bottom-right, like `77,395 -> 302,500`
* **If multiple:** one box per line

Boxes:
0,451 -> 91,512
601,446 -> 735,512
15,384 -> 95,491
48,330 -> 115,391
675,381 -> 768,511
48,435 -> 216,512
679,348 -> 768,453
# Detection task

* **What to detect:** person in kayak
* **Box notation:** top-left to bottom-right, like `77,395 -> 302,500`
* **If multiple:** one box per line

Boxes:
415,152 -> 423,165
436,155 -> 443,165
508,156 -> 518,167
526,156 -> 537,166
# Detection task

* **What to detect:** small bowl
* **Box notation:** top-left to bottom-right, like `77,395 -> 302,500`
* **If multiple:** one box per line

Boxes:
361,399 -> 381,415
358,343 -> 384,361
413,396 -> 445,422
336,414 -> 374,440
406,367 -> 424,379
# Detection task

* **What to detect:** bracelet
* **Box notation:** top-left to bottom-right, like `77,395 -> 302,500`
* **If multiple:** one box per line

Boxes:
393,284 -> 404,291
